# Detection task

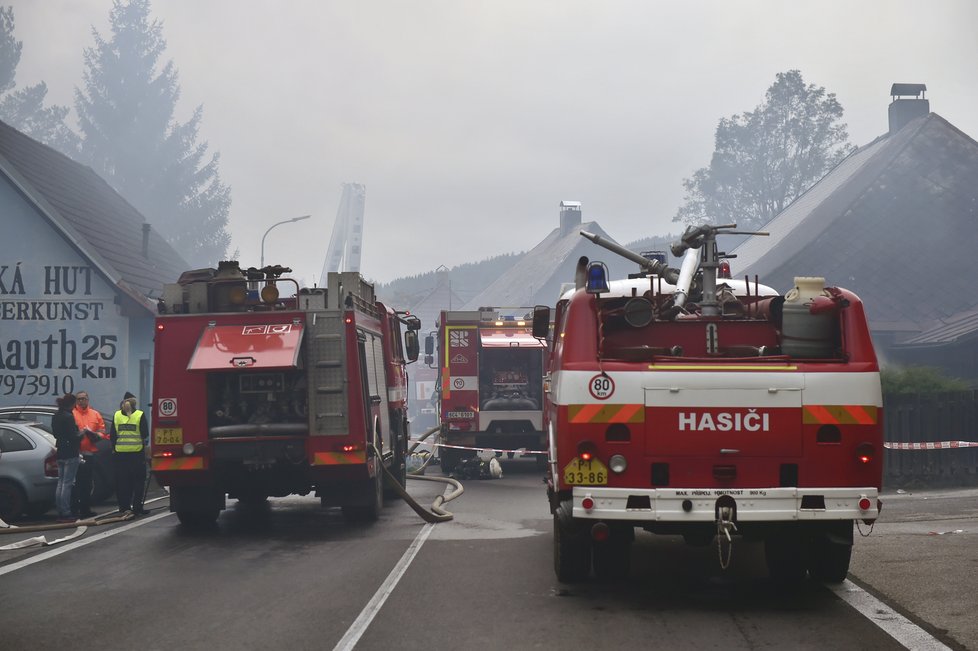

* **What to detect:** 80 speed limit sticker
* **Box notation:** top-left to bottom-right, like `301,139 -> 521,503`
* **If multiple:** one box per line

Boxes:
158,398 -> 178,417
588,374 -> 615,400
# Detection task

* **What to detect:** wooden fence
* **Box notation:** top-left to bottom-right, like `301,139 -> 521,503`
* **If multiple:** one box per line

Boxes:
883,390 -> 978,488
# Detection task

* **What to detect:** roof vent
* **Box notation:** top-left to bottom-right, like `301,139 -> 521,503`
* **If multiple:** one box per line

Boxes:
888,83 -> 929,135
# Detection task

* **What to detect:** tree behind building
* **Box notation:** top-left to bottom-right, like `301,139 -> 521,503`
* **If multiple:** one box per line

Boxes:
74,0 -> 230,267
0,6 -> 80,155
674,70 -> 855,231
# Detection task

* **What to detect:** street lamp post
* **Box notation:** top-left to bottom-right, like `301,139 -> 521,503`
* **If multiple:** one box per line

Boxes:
260,215 -> 311,267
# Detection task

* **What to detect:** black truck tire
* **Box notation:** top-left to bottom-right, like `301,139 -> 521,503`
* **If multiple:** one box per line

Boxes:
808,523 -> 854,583
553,507 -> 591,582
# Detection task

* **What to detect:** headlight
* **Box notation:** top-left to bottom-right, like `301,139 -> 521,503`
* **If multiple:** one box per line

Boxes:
182,442 -> 196,455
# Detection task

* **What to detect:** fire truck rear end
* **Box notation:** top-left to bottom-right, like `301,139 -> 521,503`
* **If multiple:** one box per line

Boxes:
537,225 -> 882,583
151,262 -> 420,525
428,309 -> 547,473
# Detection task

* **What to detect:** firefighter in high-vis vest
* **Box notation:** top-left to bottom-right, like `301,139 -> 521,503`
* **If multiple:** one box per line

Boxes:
109,391 -> 150,516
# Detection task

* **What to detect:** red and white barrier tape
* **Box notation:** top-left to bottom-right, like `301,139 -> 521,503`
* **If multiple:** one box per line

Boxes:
408,440 -> 548,455
414,440 -> 978,453
884,441 -> 978,450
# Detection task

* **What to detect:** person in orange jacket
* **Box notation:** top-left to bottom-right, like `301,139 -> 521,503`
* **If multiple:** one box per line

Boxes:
72,390 -> 107,518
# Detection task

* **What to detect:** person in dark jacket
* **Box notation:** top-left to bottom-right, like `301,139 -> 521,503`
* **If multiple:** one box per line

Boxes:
52,393 -> 82,522
108,391 -> 149,516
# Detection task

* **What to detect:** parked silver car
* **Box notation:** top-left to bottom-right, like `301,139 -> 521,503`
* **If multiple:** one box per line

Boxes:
0,406 -> 116,504
0,405 -> 56,430
0,421 -> 59,521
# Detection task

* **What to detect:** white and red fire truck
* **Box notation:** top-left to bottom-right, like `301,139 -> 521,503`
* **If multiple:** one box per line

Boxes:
151,262 -> 420,525
426,309 -> 547,473
535,224 -> 882,583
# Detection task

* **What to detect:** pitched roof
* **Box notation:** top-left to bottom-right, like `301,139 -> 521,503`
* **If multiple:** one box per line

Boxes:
897,303 -> 978,347
0,119 -> 189,313
732,113 -> 978,333
462,221 -> 639,309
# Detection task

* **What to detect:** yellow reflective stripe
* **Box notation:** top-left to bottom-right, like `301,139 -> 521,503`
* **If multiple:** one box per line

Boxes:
803,405 -> 878,425
568,404 -> 644,423
648,364 -> 797,371
313,451 -> 366,465
152,457 -> 205,471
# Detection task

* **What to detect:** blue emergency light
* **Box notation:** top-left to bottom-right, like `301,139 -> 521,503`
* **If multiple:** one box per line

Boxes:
585,262 -> 610,294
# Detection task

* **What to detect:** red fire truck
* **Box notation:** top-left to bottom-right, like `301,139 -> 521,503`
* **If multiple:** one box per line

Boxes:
426,309 -> 547,473
535,225 -> 882,583
151,262 -> 420,525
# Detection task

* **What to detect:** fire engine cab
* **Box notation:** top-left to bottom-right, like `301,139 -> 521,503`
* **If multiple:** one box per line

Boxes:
426,308 -> 547,473
535,224 -> 882,583
151,262 -> 420,525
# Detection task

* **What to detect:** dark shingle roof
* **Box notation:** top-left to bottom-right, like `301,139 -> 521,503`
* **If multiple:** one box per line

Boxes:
732,113 -> 978,333
0,119 -> 189,313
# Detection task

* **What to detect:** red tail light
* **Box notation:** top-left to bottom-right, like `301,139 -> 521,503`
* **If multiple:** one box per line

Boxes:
855,442 -> 874,464
858,497 -> 872,511
577,441 -> 598,462
44,451 -> 58,478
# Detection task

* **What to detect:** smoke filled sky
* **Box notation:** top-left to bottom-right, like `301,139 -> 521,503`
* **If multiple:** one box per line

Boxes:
9,1 -> 978,284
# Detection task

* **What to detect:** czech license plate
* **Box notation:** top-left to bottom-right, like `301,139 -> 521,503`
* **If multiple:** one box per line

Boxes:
562,457 -> 608,486
154,427 -> 183,445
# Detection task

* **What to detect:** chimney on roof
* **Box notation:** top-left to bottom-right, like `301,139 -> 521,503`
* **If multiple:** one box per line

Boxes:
889,83 -> 929,135
142,223 -> 150,257
559,200 -> 582,235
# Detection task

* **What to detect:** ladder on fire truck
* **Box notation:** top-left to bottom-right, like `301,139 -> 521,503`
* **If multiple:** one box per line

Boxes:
318,182 -> 366,287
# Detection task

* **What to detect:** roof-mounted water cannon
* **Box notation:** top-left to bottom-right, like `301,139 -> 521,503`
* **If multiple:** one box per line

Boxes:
580,231 -> 681,284
258,264 -> 292,280
670,223 -> 768,316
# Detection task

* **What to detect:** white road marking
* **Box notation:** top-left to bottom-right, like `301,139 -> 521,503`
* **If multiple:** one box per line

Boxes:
0,510 -> 173,577
831,579 -> 951,650
332,523 -> 434,651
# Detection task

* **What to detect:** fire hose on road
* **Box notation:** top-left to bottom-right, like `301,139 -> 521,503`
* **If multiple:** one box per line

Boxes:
0,510 -> 139,550
378,424 -> 464,524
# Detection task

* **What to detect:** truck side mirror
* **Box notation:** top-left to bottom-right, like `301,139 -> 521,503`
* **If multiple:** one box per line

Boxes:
405,330 -> 420,362
424,354 -> 434,366
532,305 -> 550,339
424,334 -> 434,356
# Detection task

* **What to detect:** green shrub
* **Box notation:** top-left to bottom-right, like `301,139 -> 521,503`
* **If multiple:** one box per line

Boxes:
880,366 -> 970,394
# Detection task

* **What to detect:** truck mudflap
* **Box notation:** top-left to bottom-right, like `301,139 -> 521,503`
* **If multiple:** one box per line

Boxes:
570,486 -> 880,521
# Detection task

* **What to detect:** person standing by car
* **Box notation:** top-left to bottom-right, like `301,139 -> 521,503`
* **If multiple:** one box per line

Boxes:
52,393 -> 82,522
108,391 -> 149,516
72,390 -> 107,518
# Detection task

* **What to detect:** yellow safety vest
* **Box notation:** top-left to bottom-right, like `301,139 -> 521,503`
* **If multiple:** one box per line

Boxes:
114,409 -> 144,452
